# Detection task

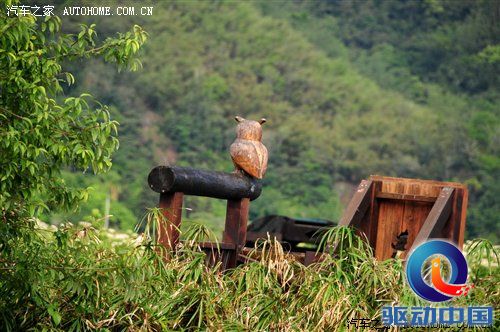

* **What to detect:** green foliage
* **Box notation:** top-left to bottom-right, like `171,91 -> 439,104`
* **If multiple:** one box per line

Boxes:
48,171 -> 138,230
0,6 -> 150,329
0,1 -> 147,220
304,0 -> 500,94
259,0 -> 499,240
0,220 -> 497,331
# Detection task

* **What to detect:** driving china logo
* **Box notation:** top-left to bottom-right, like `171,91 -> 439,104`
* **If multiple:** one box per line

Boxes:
406,240 -> 473,302
381,239 -> 494,327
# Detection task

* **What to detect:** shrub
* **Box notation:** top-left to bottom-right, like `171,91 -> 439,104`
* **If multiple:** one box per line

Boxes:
1,221 -> 497,331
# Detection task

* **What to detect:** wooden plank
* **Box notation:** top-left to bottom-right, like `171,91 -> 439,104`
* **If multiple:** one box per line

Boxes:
456,188 -> 468,249
442,186 -> 459,241
367,181 -> 382,249
198,241 -> 237,250
369,175 -> 468,190
223,198 -> 250,268
443,187 -> 467,248
338,180 -> 373,228
376,192 -> 437,203
400,201 -> 433,258
374,199 -> 406,260
399,182 -> 434,258
410,187 -> 455,251
158,192 -> 184,252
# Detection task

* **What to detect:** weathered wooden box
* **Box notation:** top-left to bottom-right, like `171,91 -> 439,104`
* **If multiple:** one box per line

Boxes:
339,176 -> 468,260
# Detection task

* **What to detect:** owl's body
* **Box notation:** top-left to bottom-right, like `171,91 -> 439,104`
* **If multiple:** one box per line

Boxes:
230,116 -> 268,179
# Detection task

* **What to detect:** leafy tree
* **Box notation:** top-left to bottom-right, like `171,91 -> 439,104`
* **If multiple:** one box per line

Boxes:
0,1 -> 147,221
0,1 -> 148,328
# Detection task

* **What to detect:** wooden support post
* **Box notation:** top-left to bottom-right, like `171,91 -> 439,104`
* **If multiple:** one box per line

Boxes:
158,192 -> 184,255
368,180 -> 383,251
334,180 -> 374,256
410,187 -> 454,251
338,180 -> 373,228
223,198 -> 250,268
455,188 -> 468,248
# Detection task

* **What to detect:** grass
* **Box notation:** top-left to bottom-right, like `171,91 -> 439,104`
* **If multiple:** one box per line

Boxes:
0,213 -> 498,331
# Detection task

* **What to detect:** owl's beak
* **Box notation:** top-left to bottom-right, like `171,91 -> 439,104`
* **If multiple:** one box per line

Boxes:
259,118 -> 267,124
235,116 -> 244,122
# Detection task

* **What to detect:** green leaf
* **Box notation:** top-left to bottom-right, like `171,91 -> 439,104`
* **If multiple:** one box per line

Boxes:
47,305 -> 62,326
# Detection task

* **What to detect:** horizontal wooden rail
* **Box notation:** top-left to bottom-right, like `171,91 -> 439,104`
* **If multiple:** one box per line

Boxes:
148,166 -> 262,200
376,192 -> 437,203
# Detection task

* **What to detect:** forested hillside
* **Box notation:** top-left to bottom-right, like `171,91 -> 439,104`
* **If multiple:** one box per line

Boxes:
53,1 -> 498,241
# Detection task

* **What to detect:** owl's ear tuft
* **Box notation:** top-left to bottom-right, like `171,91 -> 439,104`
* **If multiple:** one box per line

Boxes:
235,116 -> 244,123
259,118 -> 267,125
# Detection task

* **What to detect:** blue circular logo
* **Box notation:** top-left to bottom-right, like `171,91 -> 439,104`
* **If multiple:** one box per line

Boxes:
406,240 -> 471,302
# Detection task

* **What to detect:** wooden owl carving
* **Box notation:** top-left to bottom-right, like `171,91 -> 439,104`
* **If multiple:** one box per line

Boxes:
230,116 -> 268,179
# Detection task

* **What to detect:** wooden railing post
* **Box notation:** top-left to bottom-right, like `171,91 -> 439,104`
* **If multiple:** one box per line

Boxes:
223,198 -> 250,268
148,166 -> 262,267
158,192 -> 184,256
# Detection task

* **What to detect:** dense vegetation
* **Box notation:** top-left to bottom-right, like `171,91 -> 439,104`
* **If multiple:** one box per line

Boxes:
44,0 -> 498,241
1,220 -> 498,330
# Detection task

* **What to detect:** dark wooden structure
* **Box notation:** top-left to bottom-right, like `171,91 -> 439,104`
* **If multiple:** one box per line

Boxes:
246,215 -> 334,252
148,166 -> 262,268
147,165 -> 324,267
338,176 -> 468,260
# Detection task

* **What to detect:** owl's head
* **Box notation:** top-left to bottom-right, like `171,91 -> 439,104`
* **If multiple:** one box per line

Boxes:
234,116 -> 266,141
